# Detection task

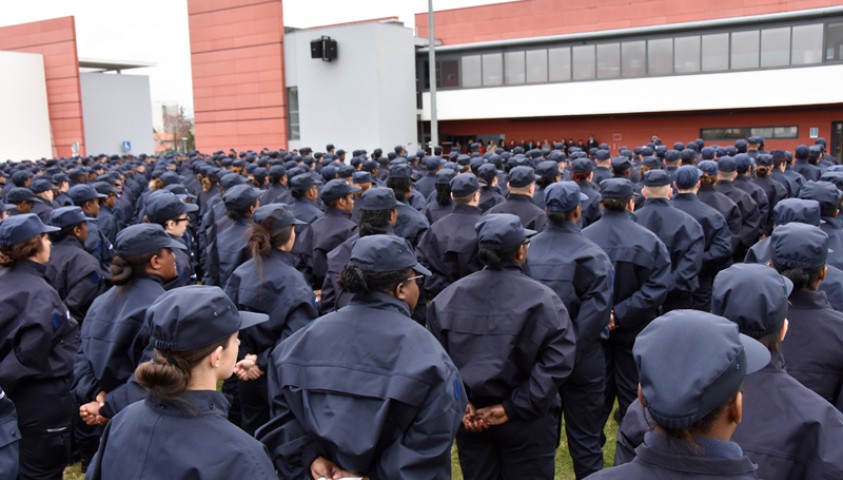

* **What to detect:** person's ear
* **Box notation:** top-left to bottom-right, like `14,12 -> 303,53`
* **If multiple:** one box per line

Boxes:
730,391 -> 743,425
393,281 -> 407,301
209,345 -> 224,368
637,384 -> 646,407
780,318 -> 788,342
149,252 -> 163,271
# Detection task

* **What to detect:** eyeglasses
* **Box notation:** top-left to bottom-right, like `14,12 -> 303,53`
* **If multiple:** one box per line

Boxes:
405,274 -> 424,284
174,217 -> 189,223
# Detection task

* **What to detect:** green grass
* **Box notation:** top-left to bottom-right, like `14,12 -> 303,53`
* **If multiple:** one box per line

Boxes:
64,406 -> 620,480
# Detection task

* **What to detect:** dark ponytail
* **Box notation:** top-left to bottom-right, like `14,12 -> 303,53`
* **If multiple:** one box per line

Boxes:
338,264 -> 407,295
109,250 -> 161,286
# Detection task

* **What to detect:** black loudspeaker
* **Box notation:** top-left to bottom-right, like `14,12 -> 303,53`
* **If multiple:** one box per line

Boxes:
310,39 -> 323,59
323,38 -> 338,61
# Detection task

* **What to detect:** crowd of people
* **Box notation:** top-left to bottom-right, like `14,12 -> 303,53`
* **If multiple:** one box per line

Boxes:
0,135 -> 842,480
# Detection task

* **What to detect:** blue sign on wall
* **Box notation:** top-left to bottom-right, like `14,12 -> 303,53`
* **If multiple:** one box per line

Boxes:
121,140 -> 132,152
809,128 -> 819,139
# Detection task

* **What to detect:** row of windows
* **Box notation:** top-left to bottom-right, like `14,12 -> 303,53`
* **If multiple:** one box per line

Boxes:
700,126 -> 798,141
420,19 -> 843,90
287,87 -> 300,141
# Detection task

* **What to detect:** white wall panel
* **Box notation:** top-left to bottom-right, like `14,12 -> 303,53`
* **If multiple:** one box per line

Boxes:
0,51 -> 52,160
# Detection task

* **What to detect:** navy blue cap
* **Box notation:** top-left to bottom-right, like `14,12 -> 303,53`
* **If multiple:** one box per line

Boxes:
456,154 -> 471,166
219,173 -> 247,190
223,184 -> 259,212
475,213 -> 536,250
571,158 -> 594,174
820,171 -> 843,192
49,206 -> 93,229
642,169 -> 672,187
771,222 -> 829,269
92,181 -> 118,196
320,179 -> 361,203
544,181 -> 587,212
359,187 -> 397,211
755,153 -> 773,167
349,234 -> 430,276
321,165 -> 338,182
747,136 -> 762,145
717,156 -> 737,173
30,178 -> 56,194
799,181 -> 842,211
148,285 -> 268,352
5,187 -> 37,204
68,184 -> 106,204
450,173 -> 480,197
734,154 -> 752,173
599,178 -> 634,199
337,165 -> 355,179
508,166 -> 539,188
635,309 -> 769,429
712,264 -> 793,338
389,164 -> 412,179
595,150 -> 611,161
611,156 -> 631,171
113,223 -> 187,257
425,156 -> 443,170
352,171 -> 373,184
701,147 -> 715,160
795,144 -> 810,160
642,157 -> 663,170
0,213 -> 59,246
698,160 -> 718,176
773,198 -> 820,226
146,192 -> 199,224
253,203 -> 303,231
476,163 -> 499,183
290,173 -> 315,191
535,161 -> 559,178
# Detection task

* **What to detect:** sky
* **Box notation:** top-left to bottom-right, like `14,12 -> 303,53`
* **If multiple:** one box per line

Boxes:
0,0 -> 512,115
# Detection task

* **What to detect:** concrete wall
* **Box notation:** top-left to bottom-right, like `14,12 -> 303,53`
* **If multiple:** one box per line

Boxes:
0,51 -> 52,160
0,16 -> 85,157
80,72 -> 154,155
188,0 -> 288,152
285,22 -> 418,153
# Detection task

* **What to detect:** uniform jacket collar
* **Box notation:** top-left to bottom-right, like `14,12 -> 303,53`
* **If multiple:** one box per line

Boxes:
145,390 -> 230,418
349,290 -> 412,317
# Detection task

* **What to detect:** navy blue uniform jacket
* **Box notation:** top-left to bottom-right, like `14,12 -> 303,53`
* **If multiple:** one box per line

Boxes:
257,292 -> 465,479
416,204 -> 483,297
294,208 -> 357,288
44,236 -> 104,322
428,264 -> 576,419
486,193 -> 548,231
672,193 -> 732,274
88,391 -> 276,480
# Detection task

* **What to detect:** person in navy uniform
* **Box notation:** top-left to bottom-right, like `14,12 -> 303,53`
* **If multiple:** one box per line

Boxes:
750,153 -> 788,233
414,156 -> 441,200
428,214 -> 576,480
386,164 -> 430,247
696,160 -> 744,257
4,187 -> 37,216
0,386 -> 19,480
320,187 -> 398,314
224,204 -> 318,435
294,179 -> 360,289
714,157 -> 763,260
792,144 -> 822,182
670,166 -> 733,310
203,184 -> 259,287
799,180 -> 843,270
87,286 -> 276,480
73,224 -> 186,466
144,191 -> 200,290
487,166 -> 548,231
259,165 -> 292,206
476,163 -> 505,213
258,235 -> 465,479
92,181 -> 119,246
770,223 -> 843,411
591,310 -> 768,479
525,182 -> 613,479
28,179 -> 55,223
0,214 -> 78,480
592,149 -> 612,186
417,173 -> 484,298
423,168 -> 456,224
634,170 -> 704,311
583,178 -> 671,425
616,264 -> 843,479
288,173 -> 324,228
350,171 -> 373,222
570,158 -> 601,228
45,207 -> 105,322
68,184 -> 113,272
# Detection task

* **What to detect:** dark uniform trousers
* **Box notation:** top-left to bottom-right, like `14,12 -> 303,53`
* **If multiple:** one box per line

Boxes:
526,222 -> 613,479
582,211 -> 671,425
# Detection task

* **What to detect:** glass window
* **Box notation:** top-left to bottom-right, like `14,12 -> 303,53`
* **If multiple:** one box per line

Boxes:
791,23 -> 823,65
674,35 -> 700,73
622,40 -> 646,77
504,51 -> 526,85
597,43 -> 620,78
700,127 -> 749,140
761,27 -> 790,68
461,55 -> 481,87
731,30 -> 760,69
287,87 -> 299,140
825,22 -> 843,61
572,45 -> 595,80
702,33 -> 729,71
773,126 -> 799,138
482,53 -> 503,86
526,49 -> 548,83
440,59 -> 460,87
548,47 -> 571,81
648,38 -> 673,75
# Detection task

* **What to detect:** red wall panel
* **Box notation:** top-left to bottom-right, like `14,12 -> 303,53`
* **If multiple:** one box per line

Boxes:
0,16 -> 85,158
436,105 -> 843,153
417,0 -> 841,46
188,0 -> 288,152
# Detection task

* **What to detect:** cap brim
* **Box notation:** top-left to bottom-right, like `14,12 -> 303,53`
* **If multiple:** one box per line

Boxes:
411,261 -> 432,277
348,185 -> 362,193
578,193 -> 588,202
524,228 -> 538,239
740,333 -> 771,374
182,202 -> 200,213
239,310 -> 269,330
39,224 -> 61,234
2,204 -> 14,211
95,193 -> 108,198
